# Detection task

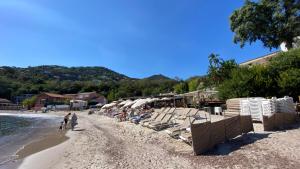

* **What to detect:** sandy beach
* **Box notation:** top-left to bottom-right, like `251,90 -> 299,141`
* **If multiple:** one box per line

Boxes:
5,111 -> 297,169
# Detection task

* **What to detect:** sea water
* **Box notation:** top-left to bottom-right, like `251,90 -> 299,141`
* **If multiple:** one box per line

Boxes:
0,113 -> 62,168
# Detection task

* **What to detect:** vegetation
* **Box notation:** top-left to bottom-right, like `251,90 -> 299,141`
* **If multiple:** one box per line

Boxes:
230,0 -> 300,49
207,53 -> 238,86
216,48 -> 300,100
0,66 -> 178,102
22,96 -> 37,110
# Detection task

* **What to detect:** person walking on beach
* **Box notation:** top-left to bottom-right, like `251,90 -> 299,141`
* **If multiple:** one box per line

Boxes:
64,113 -> 71,129
71,113 -> 78,131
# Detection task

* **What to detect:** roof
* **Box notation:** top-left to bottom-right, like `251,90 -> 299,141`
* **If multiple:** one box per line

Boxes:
77,91 -> 97,95
178,90 -> 218,97
0,98 -> 11,103
239,51 -> 280,66
43,92 -> 66,98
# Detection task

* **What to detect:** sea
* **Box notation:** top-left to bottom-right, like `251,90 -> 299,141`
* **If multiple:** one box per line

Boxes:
0,112 -> 62,168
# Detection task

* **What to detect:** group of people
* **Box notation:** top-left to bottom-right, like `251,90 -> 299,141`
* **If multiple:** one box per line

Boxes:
59,112 -> 78,131
116,105 -> 154,123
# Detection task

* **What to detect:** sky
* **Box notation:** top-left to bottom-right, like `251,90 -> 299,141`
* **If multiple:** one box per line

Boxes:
0,0 -> 277,79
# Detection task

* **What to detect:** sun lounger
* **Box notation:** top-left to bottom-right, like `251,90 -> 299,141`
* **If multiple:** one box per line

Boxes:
176,108 -> 192,120
179,132 -> 192,145
147,113 -> 175,130
140,108 -> 167,125
142,111 -> 167,127
142,108 -> 174,126
165,116 -> 196,137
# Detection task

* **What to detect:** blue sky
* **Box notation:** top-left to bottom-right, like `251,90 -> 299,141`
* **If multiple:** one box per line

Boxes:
0,0 -> 276,79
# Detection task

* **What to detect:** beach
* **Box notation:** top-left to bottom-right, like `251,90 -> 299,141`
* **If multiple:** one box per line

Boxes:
1,111 -> 297,169
0,111 -> 67,169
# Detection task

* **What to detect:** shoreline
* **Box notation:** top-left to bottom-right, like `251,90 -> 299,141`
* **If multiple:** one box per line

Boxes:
2,111 -> 300,168
17,128 -> 77,169
0,112 -> 68,169
16,130 -> 69,159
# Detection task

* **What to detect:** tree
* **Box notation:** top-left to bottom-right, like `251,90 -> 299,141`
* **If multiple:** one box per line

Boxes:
230,0 -> 300,49
188,78 -> 200,92
207,53 -> 238,86
22,96 -> 37,110
278,68 -> 300,98
218,48 -> 300,100
173,81 -> 189,94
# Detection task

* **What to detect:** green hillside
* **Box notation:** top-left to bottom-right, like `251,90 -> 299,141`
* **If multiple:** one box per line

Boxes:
0,65 -> 178,101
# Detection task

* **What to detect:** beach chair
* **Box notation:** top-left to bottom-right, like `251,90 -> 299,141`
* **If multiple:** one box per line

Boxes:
175,108 -> 192,120
141,107 -> 174,126
142,111 -> 167,127
147,113 -> 175,131
179,132 -> 193,145
165,116 -> 196,137
140,108 -> 168,126
146,108 -> 176,130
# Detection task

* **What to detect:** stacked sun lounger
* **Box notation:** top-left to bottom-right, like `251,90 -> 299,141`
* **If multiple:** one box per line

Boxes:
248,98 -> 264,121
226,98 -> 244,112
261,99 -> 277,116
227,96 -> 296,122
276,96 -> 296,113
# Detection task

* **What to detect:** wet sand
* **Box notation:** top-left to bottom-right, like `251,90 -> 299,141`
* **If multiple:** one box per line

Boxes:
0,112 -> 67,169
16,130 -> 69,159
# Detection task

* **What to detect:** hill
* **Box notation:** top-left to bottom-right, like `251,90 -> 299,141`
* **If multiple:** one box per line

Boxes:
143,74 -> 174,81
0,65 -> 129,82
0,65 -> 178,101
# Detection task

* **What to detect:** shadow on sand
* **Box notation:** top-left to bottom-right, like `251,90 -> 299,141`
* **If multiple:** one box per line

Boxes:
203,132 -> 270,156
73,129 -> 86,132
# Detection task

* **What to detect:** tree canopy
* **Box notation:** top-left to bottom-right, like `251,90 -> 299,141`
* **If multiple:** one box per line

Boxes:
230,0 -> 300,49
218,48 -> 300,100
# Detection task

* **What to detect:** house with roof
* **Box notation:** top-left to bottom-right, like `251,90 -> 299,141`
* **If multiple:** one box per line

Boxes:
239,51 -> 280,67
66,92 -> 107,106
0,98 -> 12,106
34,92 -> 107,110
0,98 -> 22,110
34,92 -> 69,110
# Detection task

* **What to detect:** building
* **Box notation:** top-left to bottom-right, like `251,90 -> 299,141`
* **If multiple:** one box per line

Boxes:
239,51 -> 280,67
34,92 -> 69,110
0,98 -> 12,106
178,89 -> 223,107
34,92 -> 107,110
65,92 -> 107,106
0,98 -> 22,110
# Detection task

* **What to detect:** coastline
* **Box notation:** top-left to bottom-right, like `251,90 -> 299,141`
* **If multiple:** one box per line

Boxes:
16,130 -> 69,159
0,111 -> 68,169
2,111 -> 300,169
17,130 -> 75,169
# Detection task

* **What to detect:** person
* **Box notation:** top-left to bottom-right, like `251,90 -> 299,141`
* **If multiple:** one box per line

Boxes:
64,112 -> 71,129
71,113 -> 78,131
120,109 -> 127,122
59,121 -> 64,131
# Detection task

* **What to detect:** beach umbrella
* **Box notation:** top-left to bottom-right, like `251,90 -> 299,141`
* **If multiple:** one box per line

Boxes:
161,97 -> 172,101
118,100 -> 130,106
101,102 -> 117,109
122,100 -> 136,108
131,99 -> 151,109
